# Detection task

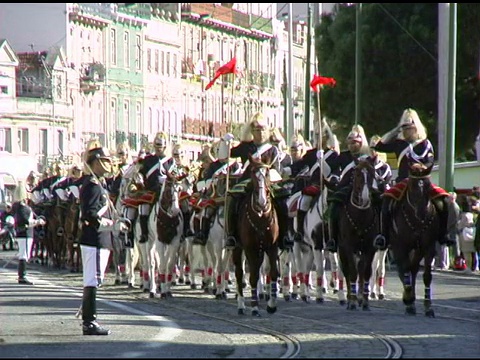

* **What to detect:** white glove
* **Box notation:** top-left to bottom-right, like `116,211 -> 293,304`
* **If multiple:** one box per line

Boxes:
316,149 -> 324,161
35,218 -> 46,227
114,221 -> 129,233
223,133 -> 235,142
98,217 -> 114,232
159,175 -> 166,184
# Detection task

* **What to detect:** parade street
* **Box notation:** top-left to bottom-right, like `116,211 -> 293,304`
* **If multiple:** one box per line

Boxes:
1,251 -> 479,359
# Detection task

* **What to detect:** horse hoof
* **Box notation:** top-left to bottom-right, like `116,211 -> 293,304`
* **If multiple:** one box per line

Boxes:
329,280 -> 335,288
228,280 -> 232,285
171,281 -> 177,286
362,304 -> 371,311
284,295 -> 291,302
178,278 -> 185,284
238,309 -> 245,315
378,294 -> 385,300
212,289 -> 217,295
316,297 -> 324,304
215,294 -> 222,300
370,292 -> 377,300
185,280 -> 191,285
149,292 -> 155,299
190,284 -> 197,290
161,293 -> 167,299
266,306 -> 277,314
301,295 -> 309,303
222,292 -> 228,300
225,288 -> 231,293
242,282 -> 247,289
405,307 -> 416,315
291,293 -> 298,300
425,309 -> 435,318
259,293 -> 265,300
167,292 -> 173,298
252,310 -> 261,317
143,288 -> 149,293
333,289 -> 339,294
347,303 -> 357,310
322,287 -> 327,294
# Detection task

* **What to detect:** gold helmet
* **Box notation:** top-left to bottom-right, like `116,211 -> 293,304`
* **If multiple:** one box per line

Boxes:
270,127 -> 287,151
241,112 -> 270,142
116,142 -> 129,156
347,124 -> 370,155
153,132 -> 168,149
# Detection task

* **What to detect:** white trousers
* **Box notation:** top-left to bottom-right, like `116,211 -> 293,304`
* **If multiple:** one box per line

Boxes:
81,245 -> 111,287
17,228 -> 34,261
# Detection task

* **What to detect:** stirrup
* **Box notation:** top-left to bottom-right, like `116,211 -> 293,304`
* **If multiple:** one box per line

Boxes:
224,236 -> 237,249
373,234 -> 387,250
325,239 -> 337,253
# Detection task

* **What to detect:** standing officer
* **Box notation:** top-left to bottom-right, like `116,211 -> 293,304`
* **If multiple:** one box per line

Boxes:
80,145 -> 127,335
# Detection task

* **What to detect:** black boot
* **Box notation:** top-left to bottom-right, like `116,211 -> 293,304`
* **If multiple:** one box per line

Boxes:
82,287 -> 111,335
224,195 -> 238,249
435,197 -> 456,247
325,202 -> 340,252
139,215 -> 149,243
17,260 -> 34,285
373,197 -> 392,250
276,199 -> 293,249
192,215 -> 208,246
294,209 -> 307,243
183,211 -> 193,237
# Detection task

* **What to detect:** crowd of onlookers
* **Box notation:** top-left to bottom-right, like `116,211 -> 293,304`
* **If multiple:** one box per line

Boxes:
435,186 -> 480,273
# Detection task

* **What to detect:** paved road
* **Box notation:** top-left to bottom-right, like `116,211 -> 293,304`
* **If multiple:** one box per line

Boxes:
1,251 -> 479,358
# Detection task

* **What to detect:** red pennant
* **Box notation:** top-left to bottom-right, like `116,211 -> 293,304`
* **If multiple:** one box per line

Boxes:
205,58 -> 237,91
310,74 -> 336,92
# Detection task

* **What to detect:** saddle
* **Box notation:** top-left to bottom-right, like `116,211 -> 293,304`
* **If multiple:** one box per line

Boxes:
383,179 -> 449,201
122,190 -> 156,208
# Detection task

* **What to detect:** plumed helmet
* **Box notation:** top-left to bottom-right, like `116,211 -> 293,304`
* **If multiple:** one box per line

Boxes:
116,142 -> 129,156
241,112 -> 269,142
153,132 -> 168,148
14,180 -> 28,202
398,108 -> 420,129
347,124 -> 367,144
85,147 -> 112,165
270,128 -> 287,150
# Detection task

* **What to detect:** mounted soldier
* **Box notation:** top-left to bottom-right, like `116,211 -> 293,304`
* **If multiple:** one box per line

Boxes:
223,112 -> 289,250
133,132 -> 174,244
372,108 -> 456,250
282,118 -> 340,244
191,139 -> 241,246
324,124 -> 372,252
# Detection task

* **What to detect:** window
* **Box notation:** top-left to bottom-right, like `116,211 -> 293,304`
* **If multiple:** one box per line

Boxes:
160,51 -> 164,75
0,86 -> 8,95
57,130 -> 64,155
172,53 -> 177,77
111,98 -> 118,128
136,101 -> 142,133
154,50 -> 159,73
166,52 -> 170,76
110,29 -> 117,65
124,100 -> 130,133
18,128 -> 29,153
147,48 -> 152,72
39,129 -> 47,155
124,31 -> 130,68
135,35 -> 141,71
148,107 -> 153,134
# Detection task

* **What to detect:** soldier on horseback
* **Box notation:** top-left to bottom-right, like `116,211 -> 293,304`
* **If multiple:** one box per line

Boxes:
372,108 -> 456,250
324,124 -> 372,252
223,112 -> 289,250
135,132 -> 174,244
191,139 -> 241,246
282,118 -> 340,245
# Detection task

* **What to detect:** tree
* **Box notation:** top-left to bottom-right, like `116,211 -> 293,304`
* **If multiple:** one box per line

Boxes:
315,3 -> 480,160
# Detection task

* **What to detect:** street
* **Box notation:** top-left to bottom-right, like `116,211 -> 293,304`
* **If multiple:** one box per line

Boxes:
1,250 -> 479,358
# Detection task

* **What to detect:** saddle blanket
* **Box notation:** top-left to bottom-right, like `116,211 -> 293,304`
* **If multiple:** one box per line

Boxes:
122,191 -> 156,207
302,184 -> 321,196
384,179 -> 449,201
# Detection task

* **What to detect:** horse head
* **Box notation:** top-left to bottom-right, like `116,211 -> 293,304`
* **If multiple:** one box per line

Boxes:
350,156 -> 376,208
248,154 -> 273,214
162,171 -> 184,216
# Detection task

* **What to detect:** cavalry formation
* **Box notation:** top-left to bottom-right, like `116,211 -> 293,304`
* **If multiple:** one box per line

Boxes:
20,108 -> 458,319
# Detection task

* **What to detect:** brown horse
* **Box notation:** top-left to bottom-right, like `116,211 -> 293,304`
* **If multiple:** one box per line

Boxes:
337,157 -> 378,310
44,197 -> 68,269
387,162 -> 441,317
232,154 -> 280,316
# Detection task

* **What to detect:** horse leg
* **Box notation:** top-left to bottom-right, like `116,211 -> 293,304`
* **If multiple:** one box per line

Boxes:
279,249 -> 291,302
339,249 -> 357,310
422,252 -> 435,318
313,249 -> 326,303
397,252 -> 416,315
266,252 -> 279,314
248,253 -> 263,317
360,252 -> 376,311
233,248 -> 246,315
370,251 -> 380,299
329,251 -> 340,294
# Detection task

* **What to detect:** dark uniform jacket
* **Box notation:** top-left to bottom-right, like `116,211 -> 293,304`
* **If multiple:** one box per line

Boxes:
230,141 -> 281,182
79,175 -> 112,248
203,160 -> 241,180
137,154 -> 175,192
374,138 -> 434,183
330,150 -> 362,189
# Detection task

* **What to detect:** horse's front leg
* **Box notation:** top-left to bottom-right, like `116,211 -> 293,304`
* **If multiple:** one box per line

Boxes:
248,254 -> 263,317
422,252 -> 435,318
279,249 -> 292,302
359,252 -> 376,311
397,251 -> 417,315
232,248 -> 246,315
339,249 -> 358,310
313,249 -> 326,303
266,252 -> 279,314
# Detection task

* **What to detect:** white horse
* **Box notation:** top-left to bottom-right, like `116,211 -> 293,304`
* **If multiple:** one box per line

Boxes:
150,176 -> 185,298
369,249 -> 388,300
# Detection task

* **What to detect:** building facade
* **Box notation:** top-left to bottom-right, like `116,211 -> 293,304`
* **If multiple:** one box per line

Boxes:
0,3 -> 311,178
